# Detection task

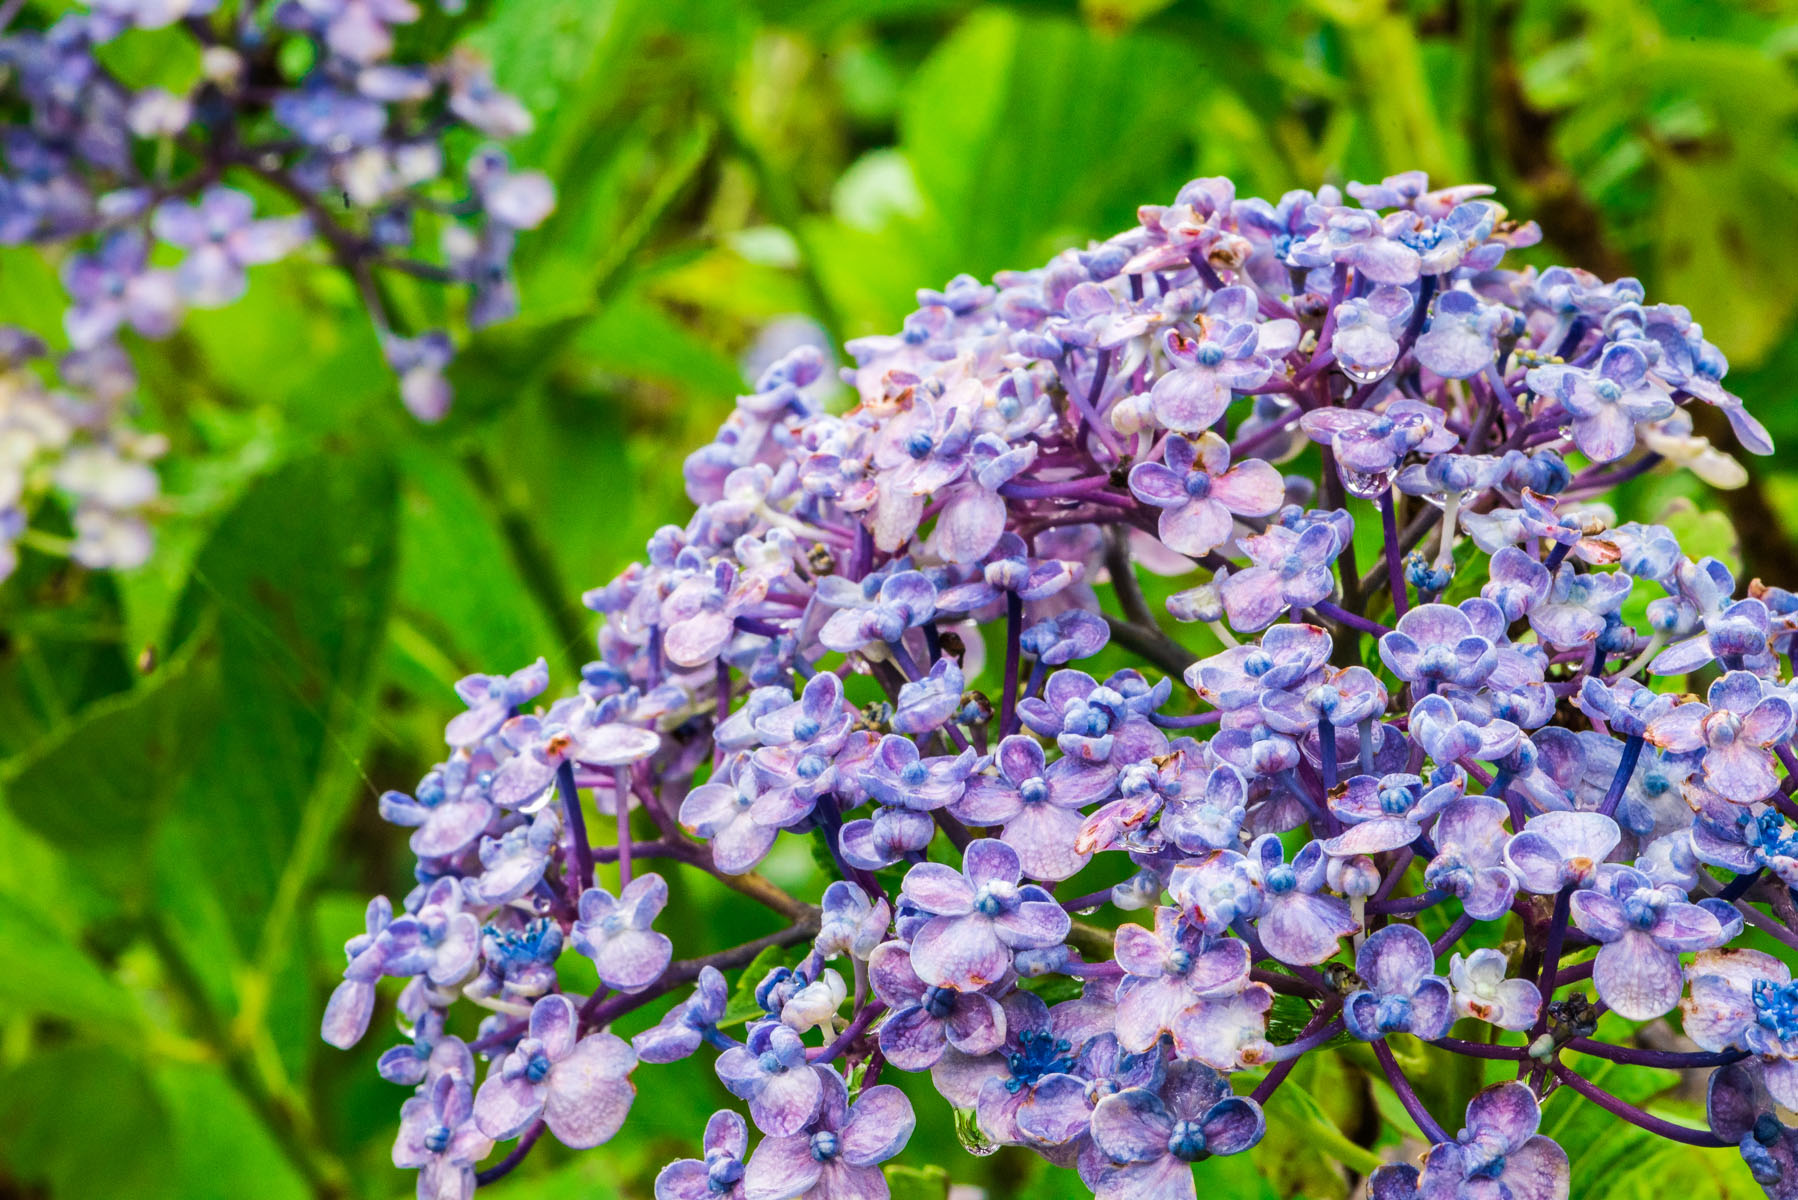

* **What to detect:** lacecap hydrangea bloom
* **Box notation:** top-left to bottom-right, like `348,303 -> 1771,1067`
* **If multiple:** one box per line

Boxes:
329,168 -> 1798,1200
0,0 -> 553,579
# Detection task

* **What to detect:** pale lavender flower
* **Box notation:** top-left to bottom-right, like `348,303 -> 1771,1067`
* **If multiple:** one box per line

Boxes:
1245,834 -> 1359,966
1111,906 -> 1252,1053
655,1110 -> 750,1200
1685,948 -> 1798,1108
1371,1083 -> 1567,1200
741,1069 -> 913,1200
1448,948 -> 1541,1031
1127,431 -> 1283,558
717,1021 -> 826,1136
900,839 -> 1071,989
868,940 -> 1005,1071
572,874 -> 674,993
1423,797 -> 1520,921
632,967 -> 728,1065
1527,342 -> 1675,463
473,994 -> 637,1148
1569,864 -> 1726,1020
1504,810 -> 1621,893
948,734 -> 1116,881
1217,521 -> 1345,632
1084,1061 -> 1265,1200
394,1070 -> 492,1200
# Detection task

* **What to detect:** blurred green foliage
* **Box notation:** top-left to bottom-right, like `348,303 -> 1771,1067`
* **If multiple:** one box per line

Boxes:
4,0 -> 1798,1196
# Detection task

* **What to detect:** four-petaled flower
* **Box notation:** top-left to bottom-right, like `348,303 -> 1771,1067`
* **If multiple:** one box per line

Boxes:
1128,431 -> 1284,558
473,994 -> 637,1148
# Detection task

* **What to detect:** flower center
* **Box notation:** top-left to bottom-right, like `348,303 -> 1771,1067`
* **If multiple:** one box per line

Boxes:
1753,978 -> 1798,1042
808,1131 -> 841,1162
1167,1119 -> 1209,1162
1004,1029 -> 1075,1091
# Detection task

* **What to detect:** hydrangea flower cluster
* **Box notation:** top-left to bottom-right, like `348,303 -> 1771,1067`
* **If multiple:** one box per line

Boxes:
0,0 -> 552,575
329,169 -> 1798,1200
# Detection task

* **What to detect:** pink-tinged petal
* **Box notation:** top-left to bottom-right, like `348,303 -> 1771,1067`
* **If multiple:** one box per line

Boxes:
1091,1156 -> 1195,1200
936,485 -> 1007,564
1323,817 -> 1418,856
473,1072 -> 543,1141
492,753 -> 556,809
963,838 -> 1023,888
929,1046 -> 1007,1108
995,899 -> 1072,948
1211,460 -> 1285,517
1573,404 -> 1637,463
877,1005 -> 950,1070
1128,461 -> 1188,508
743,1134 -> 822,1200
1765,1058 -> 1798,1111
952,776 -> 1024,825
945,993 -> 1007,1056
1150,367 -> 1230,433
910,916 -> 1010,989
840,1084 -> 914,1165
594,928 -> 675,992
1159,498 -> 1235,558
531,994 -> 579,1059
900,862 -> 976,915
1258,893 -> 1358,966
1681,972 -> 1754,1053
1090,1089 -> 1174,1163
1592,931 -> 1683,1020
1004,804 -> 1091,882
655,1159 -> 715,1200
1496,1136 -> 1569,1200
544,1033 -> 636,1148
1704,742 -> 1778,802
1116,976 -> 1196,1052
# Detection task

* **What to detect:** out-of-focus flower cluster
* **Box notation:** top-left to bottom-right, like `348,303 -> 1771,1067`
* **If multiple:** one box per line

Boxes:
328,169 -> 1798,1200
0,0 -> 552,578
0,328 -> 162,574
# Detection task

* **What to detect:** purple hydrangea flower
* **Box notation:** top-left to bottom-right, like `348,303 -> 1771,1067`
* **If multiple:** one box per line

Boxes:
633,967 -> 728,1064
1526,342 -> 1675,463
900,839 -> 1071,989
1127,432 -> 1284,558
655,1109 -> 749,1200
1504,810 -> 1621,893
472,994 -> 637,1148
1112,906 -> 1253,1054
1685,948 -> 1798,1108
1709,1062 -> 1798,1196
394,1070 -> 493,1200
1084,1060 -> 1265,1200
741,1068 -> 913,1200
867,939 -> 1005,1070
572,874 -> 675,993
1378,604 -> 1498,689
1569,864 -> 1727,1019
1643,671 -> 1794,803
1217,520 -> 1346,632
1245,834 -> 1360,966
817,570 -> 938,653
1422,796 -> 1520,921
1343,924 -> 1455,1041
1370,1082 -> 1568,1200
948,734 -> 1115,881
717,1020 -> 826,1137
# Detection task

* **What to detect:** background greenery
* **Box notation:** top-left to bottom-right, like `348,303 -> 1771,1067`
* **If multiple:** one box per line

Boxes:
3,0 -> 1798,1196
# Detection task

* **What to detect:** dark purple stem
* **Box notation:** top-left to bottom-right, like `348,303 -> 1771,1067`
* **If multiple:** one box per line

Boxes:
556,761 -> 593,901
613,765 -> 634,889
1431,1036 -> 1526,1060
1595,735 -> 1644,819
810,1001 -> 887,1064
1380,489 -> 1409,618
1314,600 -> 1392,637
474,1121 -> 545,1187
1000,592 -> 1023,735
1546,1060 -> 1731,1147
1371,1039 -> 1449,1143
1565,1038 -> 1748,1070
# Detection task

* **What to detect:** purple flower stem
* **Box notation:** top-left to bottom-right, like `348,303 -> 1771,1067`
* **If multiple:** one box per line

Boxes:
1431,1036 -> 1525,1060
1252,1000 -> 1342,1101
1370,888 -> 1446,916
1370,848 -> 1415,905
714,658 -> 732,766
1148,709 -> 1222,729
1564,1038 -> 1747,1069
1317,716 -> 1339,791
1542,540 -> 1573,572
582,917 -> 821,1034
1314,600 -> 1391,637
1379,489 -> 1409,618
1001,475 -> 1116,499
474,1120 -> 544,1187
808,1001 -> 887,1064
1432,913 -> 1474,956
1718,868 -> 1764,903
1594,735 -> 1644,819
1545,1059 -> 1731,1147
1067,348 -> 1124,461
1371,1039 -> 1450,1144
734,615 -> 788,639
1267,1015 -> 1346,1063
1059,885 -> 1122,913
1000,592 -> 1023,735
1553,958 -> 1594,988
1229,403 -> 1303,460
556,760 -> 594,900
613,766 -> 634,889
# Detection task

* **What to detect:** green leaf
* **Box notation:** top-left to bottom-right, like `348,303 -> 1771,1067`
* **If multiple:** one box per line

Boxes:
0,618 -> 218,882
163,446 -> 399,949
151,1062 -> 310,1200
0,1047 -> 176,1200
885,1163 -> 951,1200
720,942 -> 792,1027
0,904 -> 138,1031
